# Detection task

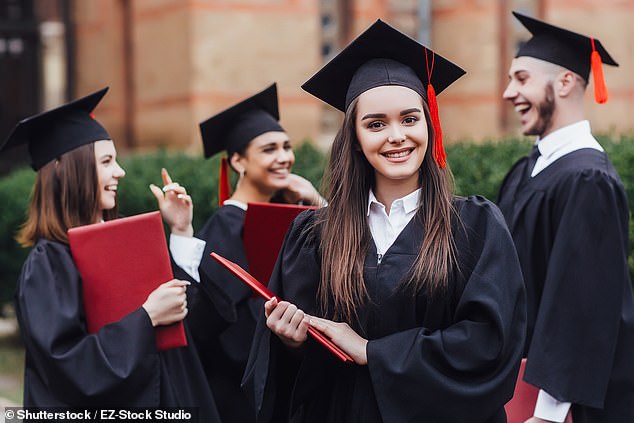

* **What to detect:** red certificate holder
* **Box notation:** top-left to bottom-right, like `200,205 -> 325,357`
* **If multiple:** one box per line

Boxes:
68,211 -> 187,351
210,252 -> 353,362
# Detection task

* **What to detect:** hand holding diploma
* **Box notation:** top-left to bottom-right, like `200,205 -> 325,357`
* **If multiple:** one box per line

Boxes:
143,279 -> 190,327
265,298 -> 368,365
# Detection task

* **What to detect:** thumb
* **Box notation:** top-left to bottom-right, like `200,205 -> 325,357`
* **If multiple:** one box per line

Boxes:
149,184 -> 164,206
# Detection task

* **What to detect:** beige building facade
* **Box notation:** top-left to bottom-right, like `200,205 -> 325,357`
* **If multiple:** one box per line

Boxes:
4,0 -> 633,160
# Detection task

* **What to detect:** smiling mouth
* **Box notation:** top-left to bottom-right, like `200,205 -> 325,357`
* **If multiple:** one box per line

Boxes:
104,185 -> 118,192
514,103 -> 531,115
270,168 -> 290,175
382,148 -> 414,159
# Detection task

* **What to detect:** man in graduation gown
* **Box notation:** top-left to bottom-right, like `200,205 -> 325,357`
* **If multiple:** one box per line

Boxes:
497,12 -> 634,423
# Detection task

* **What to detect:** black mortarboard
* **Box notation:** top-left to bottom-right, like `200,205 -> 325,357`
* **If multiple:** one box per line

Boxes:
199,83 -> 284,159
302,19 -> 465,113
301,19 -> 465,168
513,11 -> 618,103
0,87 -> 111,170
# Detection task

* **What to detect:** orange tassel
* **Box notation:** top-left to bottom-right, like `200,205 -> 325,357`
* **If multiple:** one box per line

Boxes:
427,83 -> 446,169
590,38 -> 608,104
218,156 -> 231,206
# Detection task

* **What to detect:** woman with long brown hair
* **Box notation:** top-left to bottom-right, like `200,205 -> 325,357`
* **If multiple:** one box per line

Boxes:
156,83 -> 324,423
2,88 -> 219,419
242,21 -> 526,423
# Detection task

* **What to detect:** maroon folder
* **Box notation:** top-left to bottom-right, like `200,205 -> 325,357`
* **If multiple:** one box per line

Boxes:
210,252 -> 353,362
68,211 -> 187,351
243,202 -> 315,285
505,358 -> 573,423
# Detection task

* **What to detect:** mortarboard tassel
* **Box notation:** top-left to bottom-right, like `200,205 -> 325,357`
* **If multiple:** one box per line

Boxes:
425,49 -> 446,169
590,38 -> 608,104
218,156 -> 231,206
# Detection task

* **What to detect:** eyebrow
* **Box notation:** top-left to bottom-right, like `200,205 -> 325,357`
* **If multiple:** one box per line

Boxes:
98,154 -> 113,160
258,141 -> 288,149
361,108 -> 422,120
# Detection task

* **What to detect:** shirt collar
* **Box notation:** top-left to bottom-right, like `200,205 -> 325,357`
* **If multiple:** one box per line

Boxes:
366,188 -> 421,216
223,199 -> 248,211
536,120 -> 593,159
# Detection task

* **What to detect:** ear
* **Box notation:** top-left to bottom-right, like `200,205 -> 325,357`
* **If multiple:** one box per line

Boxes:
556,70 -> 578,97
229,152 -> 245,174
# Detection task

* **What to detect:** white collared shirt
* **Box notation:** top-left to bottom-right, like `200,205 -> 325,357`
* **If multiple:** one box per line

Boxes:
529,122 -> 601,421
367,188 -> 420,263
531,120 -> 603,177
169,201 -> 247,282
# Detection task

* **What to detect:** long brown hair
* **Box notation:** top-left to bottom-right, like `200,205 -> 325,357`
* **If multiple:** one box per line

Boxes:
16,142 -> 118,247
316,98 -> 458,322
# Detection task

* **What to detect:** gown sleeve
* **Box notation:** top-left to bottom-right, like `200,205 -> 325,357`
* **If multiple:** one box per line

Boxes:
241,210 -> 320,422
366,196 -> 527,422
16,240 -> 160,406
524,169 -> 630,408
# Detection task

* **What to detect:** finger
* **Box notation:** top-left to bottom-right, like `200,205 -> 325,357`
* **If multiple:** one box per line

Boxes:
308,317 -> 327,331
161,168 -> 173,186
288,308 -> 305,329
166,279 -> 190,288
149,184 -> 164,205
162,182 -> 181,192
279,302 -> 299,324
264,297 -> 278,318
176,193 -> 192,206
164,185 -> 187,195
268,301 -> 290,322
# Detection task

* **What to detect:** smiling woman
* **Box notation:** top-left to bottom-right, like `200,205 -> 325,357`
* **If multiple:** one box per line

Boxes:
165,82 -> 326,423
0,87 -> 220,419
94,140 -> 125,215
242,20 -> 527,423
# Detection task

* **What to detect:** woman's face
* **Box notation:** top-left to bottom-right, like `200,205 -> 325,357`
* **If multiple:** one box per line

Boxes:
355,85 -> 428,191
232,131 -> 295,195
94,140 -> 126,213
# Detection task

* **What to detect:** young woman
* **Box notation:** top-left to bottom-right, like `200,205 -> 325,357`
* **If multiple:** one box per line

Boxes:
242,21 -> 527,423
163,83 -> 324,423
4,88 -> 219,419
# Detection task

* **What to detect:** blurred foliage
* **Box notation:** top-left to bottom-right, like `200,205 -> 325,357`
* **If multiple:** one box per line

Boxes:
1,136 -> 633,309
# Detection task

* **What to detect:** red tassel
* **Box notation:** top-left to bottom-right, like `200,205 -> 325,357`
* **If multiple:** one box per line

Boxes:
427,83 -> 446,169
590,38 -> 608,104
218,156 -> 231,206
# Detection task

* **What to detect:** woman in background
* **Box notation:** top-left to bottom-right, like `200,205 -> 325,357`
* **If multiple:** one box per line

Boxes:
3,87 -> 219,420
159,83 -> 323,423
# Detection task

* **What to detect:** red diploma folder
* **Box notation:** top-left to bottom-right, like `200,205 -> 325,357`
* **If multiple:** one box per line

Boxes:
505,358 -> 573,423
68,211 -> 187,351
210,252 -> 353,362
243,202 -> 315,285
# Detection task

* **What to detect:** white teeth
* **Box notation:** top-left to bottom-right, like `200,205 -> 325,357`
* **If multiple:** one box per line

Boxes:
271,168 -> 289,174
383,150 -> 411,158
515,104 -> 530,113
105,185 -> 117,191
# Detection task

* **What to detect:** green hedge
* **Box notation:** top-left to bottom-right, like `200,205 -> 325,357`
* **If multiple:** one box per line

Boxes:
0,137 -> 632,308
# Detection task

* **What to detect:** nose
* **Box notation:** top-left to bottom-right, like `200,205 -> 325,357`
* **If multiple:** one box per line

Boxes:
387,125 -> 405,143
114,161 -> 126,178
275,147 -> 294,164
502,80 -> 517,101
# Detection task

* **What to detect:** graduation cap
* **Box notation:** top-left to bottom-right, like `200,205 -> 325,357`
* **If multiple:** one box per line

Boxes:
512,11 -> 618,104
0,87 -> 110,171
302,19 -> 465,169
199,83 -> 285,204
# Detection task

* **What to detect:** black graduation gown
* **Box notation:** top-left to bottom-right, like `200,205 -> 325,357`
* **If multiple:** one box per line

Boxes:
497,148 -> 634,423
14,238 -> 220,421
182,204 -> 262,423
242,196 -> 527,423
